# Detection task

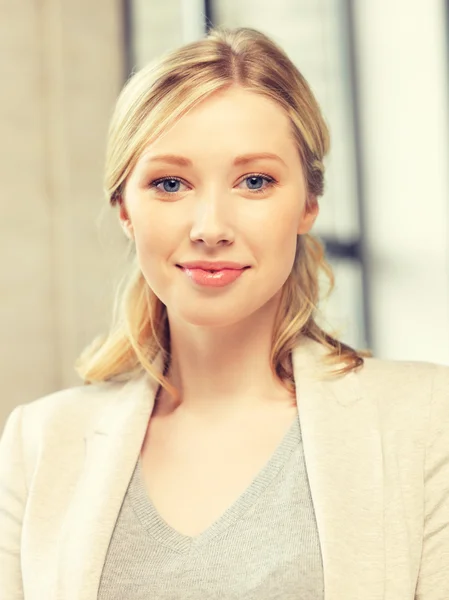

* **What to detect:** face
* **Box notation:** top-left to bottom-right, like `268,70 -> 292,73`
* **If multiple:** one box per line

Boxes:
120,86 -> 318,328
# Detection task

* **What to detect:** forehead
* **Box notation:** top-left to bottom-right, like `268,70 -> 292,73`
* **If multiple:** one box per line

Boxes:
177,86 -> 291,126
137,87 -> 297,166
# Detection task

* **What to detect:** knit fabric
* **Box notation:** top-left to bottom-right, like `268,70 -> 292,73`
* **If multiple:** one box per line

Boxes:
98,411 -> 324,599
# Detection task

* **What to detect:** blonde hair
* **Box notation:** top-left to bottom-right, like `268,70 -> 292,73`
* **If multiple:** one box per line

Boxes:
76,26 -> 371,402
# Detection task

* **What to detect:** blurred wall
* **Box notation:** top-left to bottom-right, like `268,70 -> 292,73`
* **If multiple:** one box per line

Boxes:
1,0 -> 448,431
0,0 -> 126,426
353,0 -> 449,364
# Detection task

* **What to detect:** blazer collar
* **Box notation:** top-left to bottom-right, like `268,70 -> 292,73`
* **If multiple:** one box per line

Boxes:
55,337 -> 384,599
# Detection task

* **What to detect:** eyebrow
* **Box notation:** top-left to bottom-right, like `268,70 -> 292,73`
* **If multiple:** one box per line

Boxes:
143,152 -> 287,168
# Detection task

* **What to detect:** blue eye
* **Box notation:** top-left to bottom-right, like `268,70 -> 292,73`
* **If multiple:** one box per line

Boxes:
244,175 -> 269,192
150,177 -> 185,194
148,173 -> 278,196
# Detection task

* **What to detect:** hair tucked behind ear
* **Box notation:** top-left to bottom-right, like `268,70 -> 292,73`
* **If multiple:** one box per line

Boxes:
75,25 -> 371,402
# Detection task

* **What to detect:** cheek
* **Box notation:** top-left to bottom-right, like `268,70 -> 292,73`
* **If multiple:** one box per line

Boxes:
265,226 -> 299,290
265,213 -> 299,263
132,222 -> 172,288
134,225 -> 166,253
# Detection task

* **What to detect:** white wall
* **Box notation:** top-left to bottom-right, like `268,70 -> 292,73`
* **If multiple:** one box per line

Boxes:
3,1 -> 446,432
353,0 -> 449,364
131,0 -> 449,362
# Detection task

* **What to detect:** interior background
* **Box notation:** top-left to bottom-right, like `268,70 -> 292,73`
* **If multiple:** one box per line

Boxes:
1,0 -> 448,427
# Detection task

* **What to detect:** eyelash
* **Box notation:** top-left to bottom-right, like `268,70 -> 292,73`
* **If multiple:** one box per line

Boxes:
147,173 -> 278,197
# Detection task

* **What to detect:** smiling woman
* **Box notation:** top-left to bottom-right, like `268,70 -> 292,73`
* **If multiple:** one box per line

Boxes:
109,83 -> 328,381
1,25 -> 449,600
78,28 -> 367,403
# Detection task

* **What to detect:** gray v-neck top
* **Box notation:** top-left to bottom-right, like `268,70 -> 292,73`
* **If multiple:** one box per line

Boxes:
98,409 -> 324,599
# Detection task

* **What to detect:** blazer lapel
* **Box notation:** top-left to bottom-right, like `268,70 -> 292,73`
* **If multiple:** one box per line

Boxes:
54,353 -> 163,600
292,338 -> 385,599
55,339 -> 385,600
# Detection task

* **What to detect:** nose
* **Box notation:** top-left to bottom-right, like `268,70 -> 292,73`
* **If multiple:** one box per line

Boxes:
189,192 -> 234,247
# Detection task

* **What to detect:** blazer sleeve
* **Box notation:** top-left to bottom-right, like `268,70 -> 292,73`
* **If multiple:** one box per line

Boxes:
415,364 -> 449,599
0,405 -> 27,600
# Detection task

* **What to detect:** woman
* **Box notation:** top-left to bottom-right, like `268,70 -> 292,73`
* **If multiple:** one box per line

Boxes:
1,26 -> 448,600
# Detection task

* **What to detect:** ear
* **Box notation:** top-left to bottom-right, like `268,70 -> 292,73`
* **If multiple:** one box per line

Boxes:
297,197 -> 319,235
118,199 -> 134,241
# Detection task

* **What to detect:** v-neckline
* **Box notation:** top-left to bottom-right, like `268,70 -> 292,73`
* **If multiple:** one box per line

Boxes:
129,412 -> 301,553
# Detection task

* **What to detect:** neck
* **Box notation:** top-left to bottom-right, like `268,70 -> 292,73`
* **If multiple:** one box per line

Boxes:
156,294 -> 295,419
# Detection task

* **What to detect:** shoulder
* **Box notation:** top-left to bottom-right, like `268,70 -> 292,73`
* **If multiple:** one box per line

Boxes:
300,336 -> 448,400
357,355 -> 444,390
355,355 -> 449,424
0,379 -> 131,489
17,378 -> 131,447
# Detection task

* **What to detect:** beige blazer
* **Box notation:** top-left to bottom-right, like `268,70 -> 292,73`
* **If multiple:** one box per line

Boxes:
1,337 -> 449,600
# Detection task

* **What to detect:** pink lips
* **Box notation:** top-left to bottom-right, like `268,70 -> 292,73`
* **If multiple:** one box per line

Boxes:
179,266 -> 248,287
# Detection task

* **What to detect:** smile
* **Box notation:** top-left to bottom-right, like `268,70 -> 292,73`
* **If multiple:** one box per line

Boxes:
178,266 -> 249,288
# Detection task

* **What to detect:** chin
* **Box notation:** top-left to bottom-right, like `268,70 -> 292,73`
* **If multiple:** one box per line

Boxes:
178,312 -> 246,328
172,303 -> 258,328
